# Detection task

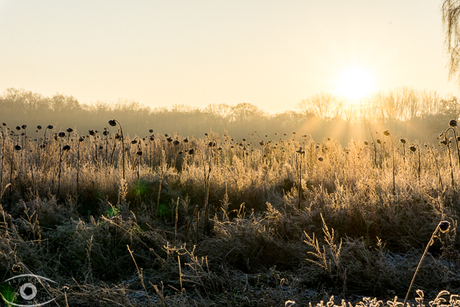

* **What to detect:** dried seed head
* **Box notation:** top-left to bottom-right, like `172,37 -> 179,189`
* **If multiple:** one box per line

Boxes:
79,137 -> 84,142
400,138 -> 406,144
36,125 -> 42,130
15,126 -> 20,131
173,140 -> 180,146
47,125 -> 54,130
58,132 -> 66,138
149,136 -> 154,141
440,140 -> 448,146
103,130 -> 109,136
21,125 -> 27,130
409,145 -> 417,152
188,148 -> 195,155
317,156 -> 323,162
62,144 -> 71,151
12,264 -> 21,273
131,139 -> 138,144
364,141 -> 369,145
136,150 -> 142,156
449,119 -> 457,127
166,137 -> 173,142
108,120 -> 117,127
89,130 -> 96,136
183,138 -> 189,143
377,139 -> 381,144
14,145 -> 21,151
439,221 -> 450,233
67,128 -> 73,133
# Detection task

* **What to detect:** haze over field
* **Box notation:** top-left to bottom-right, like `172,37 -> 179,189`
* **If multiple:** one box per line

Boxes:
0,1 -> 458,114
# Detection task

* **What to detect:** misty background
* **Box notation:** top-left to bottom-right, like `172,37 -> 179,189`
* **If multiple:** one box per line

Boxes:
1,87 -> 458,145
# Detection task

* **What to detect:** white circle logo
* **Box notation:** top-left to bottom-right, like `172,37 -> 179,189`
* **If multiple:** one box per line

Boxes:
19,282 -> 37,300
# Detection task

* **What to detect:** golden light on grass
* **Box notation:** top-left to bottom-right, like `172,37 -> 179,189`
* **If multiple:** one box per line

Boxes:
335,66 -> 375,102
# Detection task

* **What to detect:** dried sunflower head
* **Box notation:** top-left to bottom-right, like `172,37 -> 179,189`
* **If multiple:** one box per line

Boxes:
439,221 -> 450,233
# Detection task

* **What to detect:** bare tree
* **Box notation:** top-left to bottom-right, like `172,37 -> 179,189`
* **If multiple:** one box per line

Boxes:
298,92 -> 337,119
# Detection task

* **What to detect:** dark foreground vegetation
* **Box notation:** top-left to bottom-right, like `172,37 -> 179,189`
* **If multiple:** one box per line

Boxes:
0,89 -> 460,306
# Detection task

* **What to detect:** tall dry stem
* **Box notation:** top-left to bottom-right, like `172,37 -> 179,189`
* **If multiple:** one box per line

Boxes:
109,119 -> 125,180
403,221 -> 451,306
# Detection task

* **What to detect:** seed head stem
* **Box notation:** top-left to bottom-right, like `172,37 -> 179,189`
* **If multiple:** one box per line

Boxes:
109,120 -> 125,180
403,221 -> 450,306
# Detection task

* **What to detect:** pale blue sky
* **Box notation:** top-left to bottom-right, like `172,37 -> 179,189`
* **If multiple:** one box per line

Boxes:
0,0 -> 456,113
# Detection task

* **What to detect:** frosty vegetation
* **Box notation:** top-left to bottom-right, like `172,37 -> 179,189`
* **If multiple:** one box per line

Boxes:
0,88 -> 459,306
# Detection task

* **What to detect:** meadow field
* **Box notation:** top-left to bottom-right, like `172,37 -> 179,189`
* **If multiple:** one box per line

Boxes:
0,114 -> 459,306
3,0 -> 460,305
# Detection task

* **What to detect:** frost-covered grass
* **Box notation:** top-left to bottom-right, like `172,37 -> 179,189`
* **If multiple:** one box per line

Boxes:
0,120 -> 459,306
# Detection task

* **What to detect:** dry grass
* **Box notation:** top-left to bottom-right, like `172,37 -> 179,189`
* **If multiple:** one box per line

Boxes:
0,120 -> 459,306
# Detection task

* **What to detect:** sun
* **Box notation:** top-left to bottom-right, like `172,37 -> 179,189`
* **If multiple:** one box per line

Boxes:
335,67 -> 375,102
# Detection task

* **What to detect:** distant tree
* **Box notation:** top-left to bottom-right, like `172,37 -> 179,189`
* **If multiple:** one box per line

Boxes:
419,90 -> 443,115
269,111 -> 305,132
229,103 -> 264,122
205,103 -> 233,120
51,94 -> 81,113
298,92 -> 337,119
394,87 -> 420,120
1,88 -> 50,116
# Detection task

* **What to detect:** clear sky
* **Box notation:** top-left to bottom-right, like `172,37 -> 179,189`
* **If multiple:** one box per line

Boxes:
0,0 -> 457,114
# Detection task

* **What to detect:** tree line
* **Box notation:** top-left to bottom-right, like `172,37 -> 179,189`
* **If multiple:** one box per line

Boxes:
1,87 -> 458,144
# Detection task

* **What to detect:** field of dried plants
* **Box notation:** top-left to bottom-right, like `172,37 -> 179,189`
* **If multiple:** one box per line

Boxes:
0,118 -> 460,306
